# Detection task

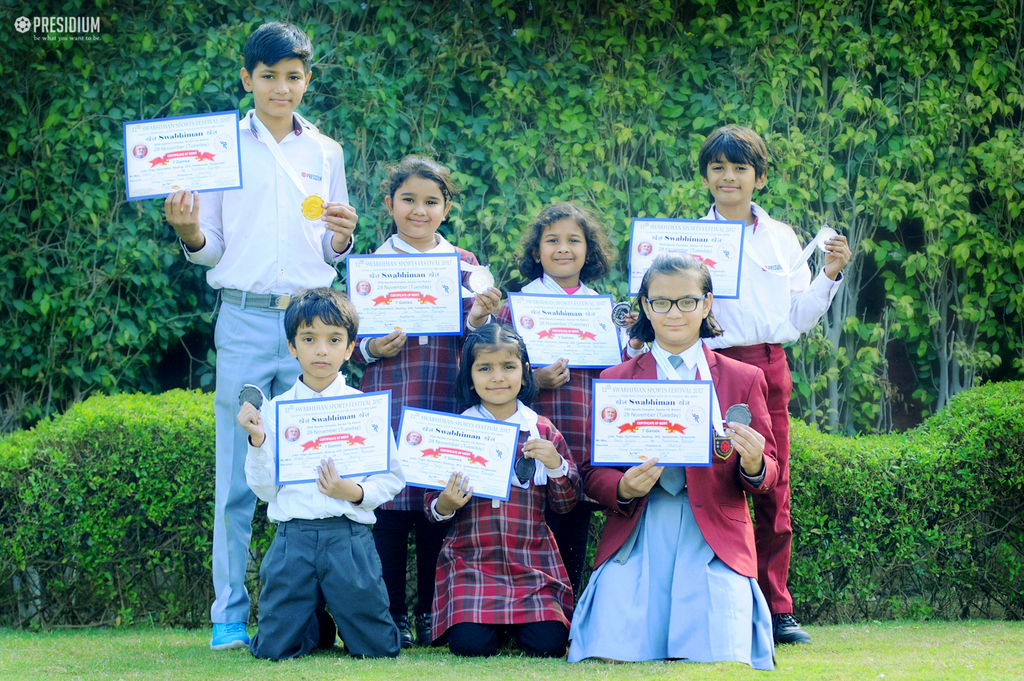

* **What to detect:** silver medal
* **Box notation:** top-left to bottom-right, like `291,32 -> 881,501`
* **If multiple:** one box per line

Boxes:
514,455 -> 535,484
238,384 -> 266,410
725,403 -> 752,426
468,267 -> 495,294
815,225 -> 838,252
611,301 -> 632,328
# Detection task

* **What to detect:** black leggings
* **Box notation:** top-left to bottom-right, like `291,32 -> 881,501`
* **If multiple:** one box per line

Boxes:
446,621 -> 568,658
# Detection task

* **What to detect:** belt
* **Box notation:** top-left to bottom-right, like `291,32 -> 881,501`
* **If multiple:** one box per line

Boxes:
220,288 -> 291,311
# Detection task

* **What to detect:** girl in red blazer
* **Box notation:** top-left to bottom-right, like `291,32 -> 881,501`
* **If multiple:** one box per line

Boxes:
568,253 -> 778,669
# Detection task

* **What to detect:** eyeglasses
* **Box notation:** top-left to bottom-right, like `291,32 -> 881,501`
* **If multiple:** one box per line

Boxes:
645,295 -> 707,314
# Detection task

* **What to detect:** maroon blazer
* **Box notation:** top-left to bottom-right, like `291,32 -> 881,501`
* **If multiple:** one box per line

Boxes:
582,345 -> 779,578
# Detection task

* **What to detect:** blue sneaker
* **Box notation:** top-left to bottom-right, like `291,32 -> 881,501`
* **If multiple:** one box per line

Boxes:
210,622 -> 250,650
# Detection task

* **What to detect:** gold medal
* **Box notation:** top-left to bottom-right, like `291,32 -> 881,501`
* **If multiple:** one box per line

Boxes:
301,194 -> 325,220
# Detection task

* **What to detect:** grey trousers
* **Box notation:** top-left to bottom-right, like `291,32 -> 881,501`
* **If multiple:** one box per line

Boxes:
249,516 -> 401,660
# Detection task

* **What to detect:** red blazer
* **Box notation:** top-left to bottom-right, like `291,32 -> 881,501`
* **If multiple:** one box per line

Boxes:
582,345 -> 779,578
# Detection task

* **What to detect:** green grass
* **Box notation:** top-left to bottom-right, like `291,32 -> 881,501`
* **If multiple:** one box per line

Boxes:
1,621 -> 1021,680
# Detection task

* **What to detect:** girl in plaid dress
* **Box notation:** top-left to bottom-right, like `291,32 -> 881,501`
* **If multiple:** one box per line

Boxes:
355,156 -> 501,647
495,202 -> 631,597
425,324 -> 580,657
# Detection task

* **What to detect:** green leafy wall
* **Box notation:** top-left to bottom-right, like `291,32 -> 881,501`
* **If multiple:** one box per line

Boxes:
3,0 -> 1022,433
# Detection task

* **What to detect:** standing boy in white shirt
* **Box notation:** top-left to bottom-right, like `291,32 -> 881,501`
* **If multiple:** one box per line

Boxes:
237,287 -> 404,660
698,125 -> 852,645
163,22 -> 358,650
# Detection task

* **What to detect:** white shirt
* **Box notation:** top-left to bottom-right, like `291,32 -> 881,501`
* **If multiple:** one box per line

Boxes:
702,203 -> 842,348
245,372 -> 405,523
185,110 -> 350,294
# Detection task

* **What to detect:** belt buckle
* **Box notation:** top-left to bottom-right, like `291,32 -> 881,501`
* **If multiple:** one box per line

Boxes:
269,294 -> 291,311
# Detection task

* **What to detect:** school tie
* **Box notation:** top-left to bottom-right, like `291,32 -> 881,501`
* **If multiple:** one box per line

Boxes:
659,354 -> 687,495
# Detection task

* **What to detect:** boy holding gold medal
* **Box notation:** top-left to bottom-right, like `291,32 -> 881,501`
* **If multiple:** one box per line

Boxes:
163,21 -> 358,651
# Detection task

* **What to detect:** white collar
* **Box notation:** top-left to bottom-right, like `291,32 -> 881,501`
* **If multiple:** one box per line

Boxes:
376,233 -> 454,255
465,401 -> 545,489
292,372 -> 349,399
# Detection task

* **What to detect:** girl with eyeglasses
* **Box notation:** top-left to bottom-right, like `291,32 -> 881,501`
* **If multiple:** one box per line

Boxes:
567,253 -> 778,669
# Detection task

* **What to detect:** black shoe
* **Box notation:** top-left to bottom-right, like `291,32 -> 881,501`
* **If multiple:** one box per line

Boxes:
395,615 -> 414,649
415,612 -> 432,647
773,613 -> 811,645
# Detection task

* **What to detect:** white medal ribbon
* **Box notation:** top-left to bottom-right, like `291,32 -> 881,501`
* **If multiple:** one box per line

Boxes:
713,206 -> 834,278
249,112 -> 330,214
651,340 -> 725,437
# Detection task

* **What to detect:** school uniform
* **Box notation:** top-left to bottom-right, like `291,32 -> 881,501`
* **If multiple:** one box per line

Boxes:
354,233 -> 485,626
495,275 -> 607,596
244,372 -> 404,660
425,402 -> 579,656
702,202 -> 842,615
568,342 -> 778,668
185,110 -> 351,626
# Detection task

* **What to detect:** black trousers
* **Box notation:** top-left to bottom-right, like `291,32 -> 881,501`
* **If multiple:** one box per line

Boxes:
372,508 -> 448,618
447,620 -> 569,658
249,516 -> 400,660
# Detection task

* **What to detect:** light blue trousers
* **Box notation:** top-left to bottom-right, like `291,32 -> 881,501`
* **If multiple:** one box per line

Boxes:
211,301 -> 300,624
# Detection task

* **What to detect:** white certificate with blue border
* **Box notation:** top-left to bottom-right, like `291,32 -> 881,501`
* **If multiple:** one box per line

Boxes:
628,218 -> 745,297
347,253 -> 464,337
123,110 -> 242,201
396,407 -> 520,501
508,293 -> 622,368
591,380 -> 713,467
275,390 -> 391,485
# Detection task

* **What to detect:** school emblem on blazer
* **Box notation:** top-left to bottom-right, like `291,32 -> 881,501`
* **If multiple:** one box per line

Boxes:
713,435 -> 733,460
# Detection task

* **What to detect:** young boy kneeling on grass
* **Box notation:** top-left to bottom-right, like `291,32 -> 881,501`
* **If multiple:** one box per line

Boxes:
237,288 -> 405,660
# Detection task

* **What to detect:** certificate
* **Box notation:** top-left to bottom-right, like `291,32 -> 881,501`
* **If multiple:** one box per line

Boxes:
507,293 -> 622,368
347,254 -> 464,337
591,380 -> 713,467
628,218 -> 745,297
275,391 -> 391,485
396,407 -> 520,501
123,110 -> 242,201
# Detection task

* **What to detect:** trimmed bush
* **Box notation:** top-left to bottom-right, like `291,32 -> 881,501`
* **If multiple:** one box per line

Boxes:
0,390 -> 273,628
789,381 -> 1024,622
1,383 -> 1021,627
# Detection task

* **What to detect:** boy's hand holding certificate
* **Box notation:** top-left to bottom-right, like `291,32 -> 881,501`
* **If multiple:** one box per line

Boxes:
591,380 -> 713,467
396,408 -> 520,501
347,254 -> 464,337
275,391 -> 391,485
123,110 -> 242,201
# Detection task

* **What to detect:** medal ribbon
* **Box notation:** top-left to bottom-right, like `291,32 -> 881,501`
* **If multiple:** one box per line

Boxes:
249,113 -> 330,214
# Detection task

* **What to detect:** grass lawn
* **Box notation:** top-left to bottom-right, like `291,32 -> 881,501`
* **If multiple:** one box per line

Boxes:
1,620 -> 1021,680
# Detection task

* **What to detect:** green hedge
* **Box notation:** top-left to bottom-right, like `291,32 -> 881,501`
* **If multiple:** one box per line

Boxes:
789,381 -> 1024,622
1,382 -> 1021,628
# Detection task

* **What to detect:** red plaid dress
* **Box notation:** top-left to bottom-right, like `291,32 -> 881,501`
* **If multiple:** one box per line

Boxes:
425,417 -> 579,642
354,246 -> 481,511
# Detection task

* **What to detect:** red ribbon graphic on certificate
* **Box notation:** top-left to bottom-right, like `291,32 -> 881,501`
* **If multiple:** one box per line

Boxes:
690,254 -> 717,268
149,149 -> 216,166
536,327 -> 597,340
372,291 -> 439,305
421,447 -> 488,466
617,419 -> 686,434
301,433 -> 367,451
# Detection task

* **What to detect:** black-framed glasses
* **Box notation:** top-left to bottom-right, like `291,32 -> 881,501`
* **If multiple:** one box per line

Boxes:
645,295 -> 707,314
